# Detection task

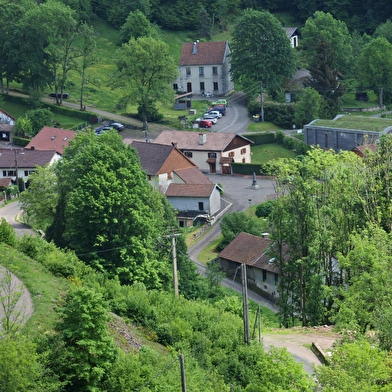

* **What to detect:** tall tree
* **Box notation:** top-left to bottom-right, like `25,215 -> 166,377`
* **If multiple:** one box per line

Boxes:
230,9 -> 297,107
357,36 -> 392,105
294,87 -> 322,128
46,131 -> 173,287
23,0 -> 79,104
52,286 -> 117,391
301,11 -> 353,118
115,36 -> 178,139
266,148 -> 363,326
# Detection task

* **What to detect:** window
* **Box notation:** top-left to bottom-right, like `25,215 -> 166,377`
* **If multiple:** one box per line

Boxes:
241,148 -> 246,154
213,82 -> 218,90
199,67 -> 204,76
186,67 -> 191,76
208,152 -> 217,158
184,151 -> 193,158
275,274 -> 279,284
228,151 -> 235,158
262,270 -> 267,282
24,170 -> 35,176
212,66 -> 218,75
198,202 -> 204,210
3,170 -> 16,176
173,83 -> 178,90
200,82 -> 205,91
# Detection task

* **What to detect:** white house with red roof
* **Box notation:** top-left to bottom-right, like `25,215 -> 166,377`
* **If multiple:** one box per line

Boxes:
154,130 -> 253,174
131,140 -> 222,227
25,126 -> 77,155
173,41 -> 234,96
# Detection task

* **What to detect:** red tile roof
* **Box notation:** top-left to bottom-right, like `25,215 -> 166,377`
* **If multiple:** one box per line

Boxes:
179,41 -> 229,66
174,167 -> 212,185
26,126 -> 77,155
154,130 -> 248,152
165,183 -> 216,197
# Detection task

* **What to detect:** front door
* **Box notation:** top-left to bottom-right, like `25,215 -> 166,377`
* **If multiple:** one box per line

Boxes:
208,161 -> 216,173
187,82 -> 192,93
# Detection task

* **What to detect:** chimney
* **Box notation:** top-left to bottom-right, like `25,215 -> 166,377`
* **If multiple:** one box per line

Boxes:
199,133 -> 206,145
192,41 -> 197,55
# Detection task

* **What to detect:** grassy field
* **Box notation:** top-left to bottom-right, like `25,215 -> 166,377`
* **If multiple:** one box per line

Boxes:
251,143 -> 298,163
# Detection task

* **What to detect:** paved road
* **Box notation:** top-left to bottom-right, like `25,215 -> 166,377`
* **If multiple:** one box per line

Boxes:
0,200 -> 35,237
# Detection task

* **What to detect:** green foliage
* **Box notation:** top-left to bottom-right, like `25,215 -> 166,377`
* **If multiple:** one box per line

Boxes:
248,100 -> 296,129
294,87 -> 322,128
13,116 -> 32,138
52,285 -> 117,390
46,131 -> 172,288
219,212 -> 266,251
255,200 -> 275,218
118,10 -> 156,44
0,217 -> 17,247
0,334 -> 41,391
315,339 -> 392,391
243,132 -> 276,145
358,36 -> 392,105
25,108 -> 53,137
11,136 -> 30,147
114,36 -> 178,131
230,9 -> 297,99
20,164 -> 59,231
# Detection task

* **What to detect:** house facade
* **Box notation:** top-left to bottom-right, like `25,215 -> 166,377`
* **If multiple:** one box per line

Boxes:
0,108 -> 16,142
305,115 -> 392,151
173,41 -> 234,96
154,131 -> 253,174
284,27 -> 300,48
130,141 -> 221,226
216,232 -> 279,301
0,149 -> 60,189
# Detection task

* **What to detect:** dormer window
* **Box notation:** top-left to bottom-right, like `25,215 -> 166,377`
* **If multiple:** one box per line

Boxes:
51,136 -> 56,140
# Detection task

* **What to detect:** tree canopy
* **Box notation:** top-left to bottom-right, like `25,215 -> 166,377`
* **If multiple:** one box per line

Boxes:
46,131 -> 173,287
230,9 -> 297,100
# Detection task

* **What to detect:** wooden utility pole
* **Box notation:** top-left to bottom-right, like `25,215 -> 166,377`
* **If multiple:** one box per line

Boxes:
260,82 -> 265,122
172,234 -> 179,296
241,263 -> 250,344
179,354 -> 187,392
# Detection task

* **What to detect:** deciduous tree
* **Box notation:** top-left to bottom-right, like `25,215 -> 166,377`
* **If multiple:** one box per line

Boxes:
230,9 -> 297,103
115,37 -> 178,139
46,131 -> 173,287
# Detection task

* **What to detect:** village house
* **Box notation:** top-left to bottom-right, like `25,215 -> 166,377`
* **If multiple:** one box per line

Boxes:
0,108 -> 16,142
173,41 -> 234,96
216,232 -> 280,301
130,141 -> 222,227
154,130 -> 253,174
0,149 -> 60,189
25,126 -> 77,155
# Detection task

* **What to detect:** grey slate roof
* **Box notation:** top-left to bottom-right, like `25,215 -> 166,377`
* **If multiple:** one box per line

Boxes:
0,149 -> 57,168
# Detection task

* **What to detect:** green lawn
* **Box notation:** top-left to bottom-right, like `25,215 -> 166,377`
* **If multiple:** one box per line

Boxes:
251,143 -> 298,164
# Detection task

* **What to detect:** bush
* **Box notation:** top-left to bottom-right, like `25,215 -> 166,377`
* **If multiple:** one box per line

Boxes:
12,136 -> 30,147
255,200 -> 275,218
248,101 -> 295,129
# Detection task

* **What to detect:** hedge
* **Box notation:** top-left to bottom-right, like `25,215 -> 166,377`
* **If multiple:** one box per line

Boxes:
248,100 -> 296,129
232,163 -> 270,176
13,136 -> 30,147
243,132 -> 275,145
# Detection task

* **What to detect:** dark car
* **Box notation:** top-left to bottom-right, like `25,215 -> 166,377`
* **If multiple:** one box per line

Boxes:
110,122 -> 125,131
209,105 -> 226,115
95,125 -> 111,135
49,92 -> 70,99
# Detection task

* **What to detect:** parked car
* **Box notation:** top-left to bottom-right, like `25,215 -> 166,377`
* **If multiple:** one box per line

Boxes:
202,91 -> 214,98
49,92 -> 70,99
209,105 -> 226,115
95,125 -> 111,135
197,119 -> 213,128
205,110 -> 222,118
202,115 -> 218,124
110,122 -> 125,131
212,99 -> 228,107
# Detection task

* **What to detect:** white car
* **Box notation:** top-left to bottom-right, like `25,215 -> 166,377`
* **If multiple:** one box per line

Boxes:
206,110 -> 222,118
202,115 -> 218,124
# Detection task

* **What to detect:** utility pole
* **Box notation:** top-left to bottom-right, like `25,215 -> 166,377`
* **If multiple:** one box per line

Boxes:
260,82 -> 265,122
172,234 -> 179,296
241,263 -> 250,344
179,354 -> 187,392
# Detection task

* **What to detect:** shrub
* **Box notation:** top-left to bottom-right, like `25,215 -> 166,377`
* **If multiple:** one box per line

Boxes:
255,200 -> 275,218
